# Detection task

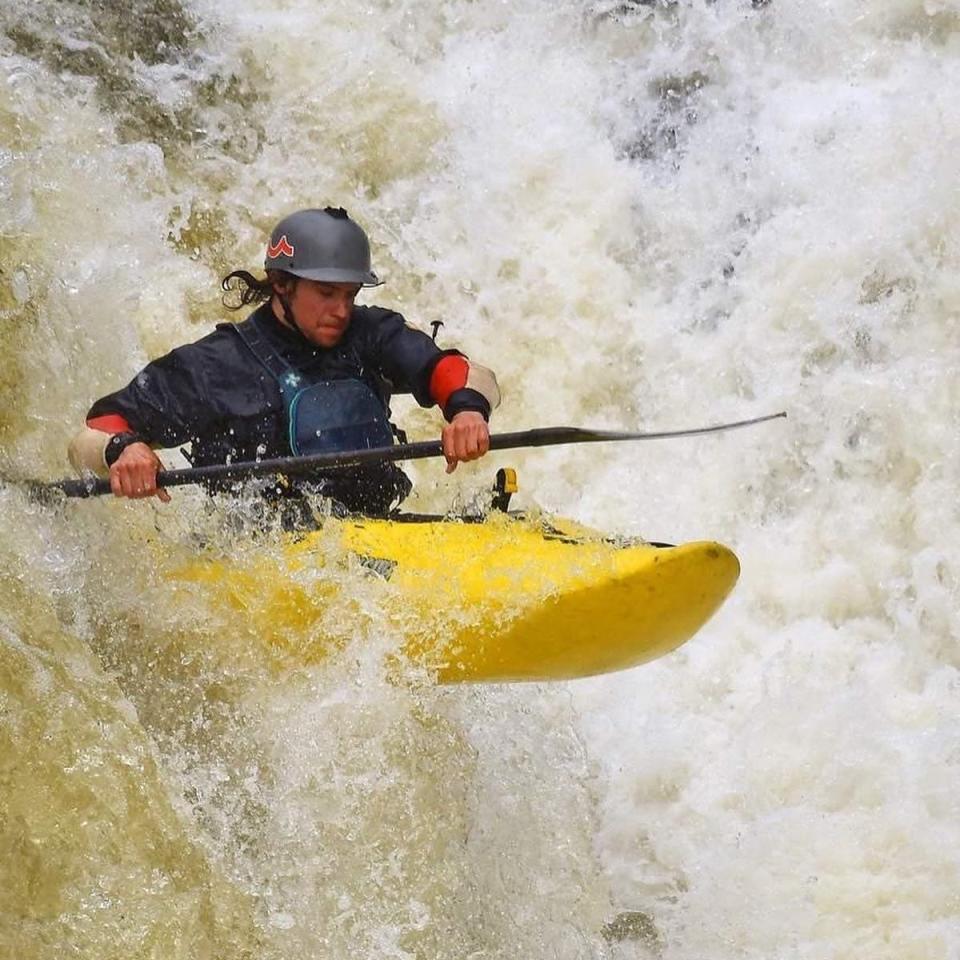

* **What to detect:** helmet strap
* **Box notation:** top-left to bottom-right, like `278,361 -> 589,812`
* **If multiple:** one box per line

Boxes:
272,278 -> 311,344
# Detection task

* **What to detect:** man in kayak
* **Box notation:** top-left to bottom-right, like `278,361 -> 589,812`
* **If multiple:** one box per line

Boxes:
67,207 -> 500,517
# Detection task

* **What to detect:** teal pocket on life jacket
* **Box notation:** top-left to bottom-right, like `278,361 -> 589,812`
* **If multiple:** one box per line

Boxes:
287,378 -> 395,456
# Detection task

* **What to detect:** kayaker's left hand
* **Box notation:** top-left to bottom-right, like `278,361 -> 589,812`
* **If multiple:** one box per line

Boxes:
442,411 -> 490,473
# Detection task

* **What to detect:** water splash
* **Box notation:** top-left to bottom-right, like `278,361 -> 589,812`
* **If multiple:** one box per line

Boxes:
2,0 -> 960,957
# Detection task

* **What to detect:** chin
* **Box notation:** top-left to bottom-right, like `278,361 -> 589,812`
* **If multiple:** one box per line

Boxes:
312,330 -> 344,347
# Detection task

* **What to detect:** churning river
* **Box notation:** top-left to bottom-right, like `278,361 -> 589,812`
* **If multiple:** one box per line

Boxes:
2,1 -> 959,957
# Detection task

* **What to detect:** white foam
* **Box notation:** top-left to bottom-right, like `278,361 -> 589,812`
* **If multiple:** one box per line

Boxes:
2,0 -> 960,955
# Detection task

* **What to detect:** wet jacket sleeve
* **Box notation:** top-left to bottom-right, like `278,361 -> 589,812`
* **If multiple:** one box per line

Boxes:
369,310 -> 500,421
86,337 -> 222,448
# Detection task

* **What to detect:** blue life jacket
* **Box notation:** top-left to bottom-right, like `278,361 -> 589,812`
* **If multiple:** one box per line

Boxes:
233,316 -> 396,456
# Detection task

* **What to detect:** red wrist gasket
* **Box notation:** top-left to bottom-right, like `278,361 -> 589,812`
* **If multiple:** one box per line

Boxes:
429,355 -> 470,409
87,413 -> 133,434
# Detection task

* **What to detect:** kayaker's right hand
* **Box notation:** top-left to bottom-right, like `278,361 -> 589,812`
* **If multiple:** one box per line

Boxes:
110,442 -> 171,502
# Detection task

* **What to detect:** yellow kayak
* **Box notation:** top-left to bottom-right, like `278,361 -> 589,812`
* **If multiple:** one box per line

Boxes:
173,513 -> 739,683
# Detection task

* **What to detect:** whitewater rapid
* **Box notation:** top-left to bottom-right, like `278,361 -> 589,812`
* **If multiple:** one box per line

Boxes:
2,1 -> 959,957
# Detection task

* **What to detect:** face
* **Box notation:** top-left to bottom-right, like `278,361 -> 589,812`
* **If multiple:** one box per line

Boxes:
273,278 -> 361,348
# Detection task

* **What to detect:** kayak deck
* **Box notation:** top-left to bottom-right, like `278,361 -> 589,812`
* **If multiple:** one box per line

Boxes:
172,513 -> 740,683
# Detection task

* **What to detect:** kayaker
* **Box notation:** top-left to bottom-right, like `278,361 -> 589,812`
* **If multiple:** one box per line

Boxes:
67,207 -> 500,517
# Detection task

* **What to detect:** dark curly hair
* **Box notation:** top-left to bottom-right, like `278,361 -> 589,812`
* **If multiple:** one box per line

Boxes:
221,269 -> 297,310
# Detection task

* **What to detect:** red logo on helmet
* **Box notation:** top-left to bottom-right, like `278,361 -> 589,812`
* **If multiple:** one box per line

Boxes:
267,235 -> 295,259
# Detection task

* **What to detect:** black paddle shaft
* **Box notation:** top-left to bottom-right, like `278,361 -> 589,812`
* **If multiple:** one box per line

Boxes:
44,412 -> 787,499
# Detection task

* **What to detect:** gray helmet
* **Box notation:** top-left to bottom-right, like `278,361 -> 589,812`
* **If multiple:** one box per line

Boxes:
264,207 -> 380,286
